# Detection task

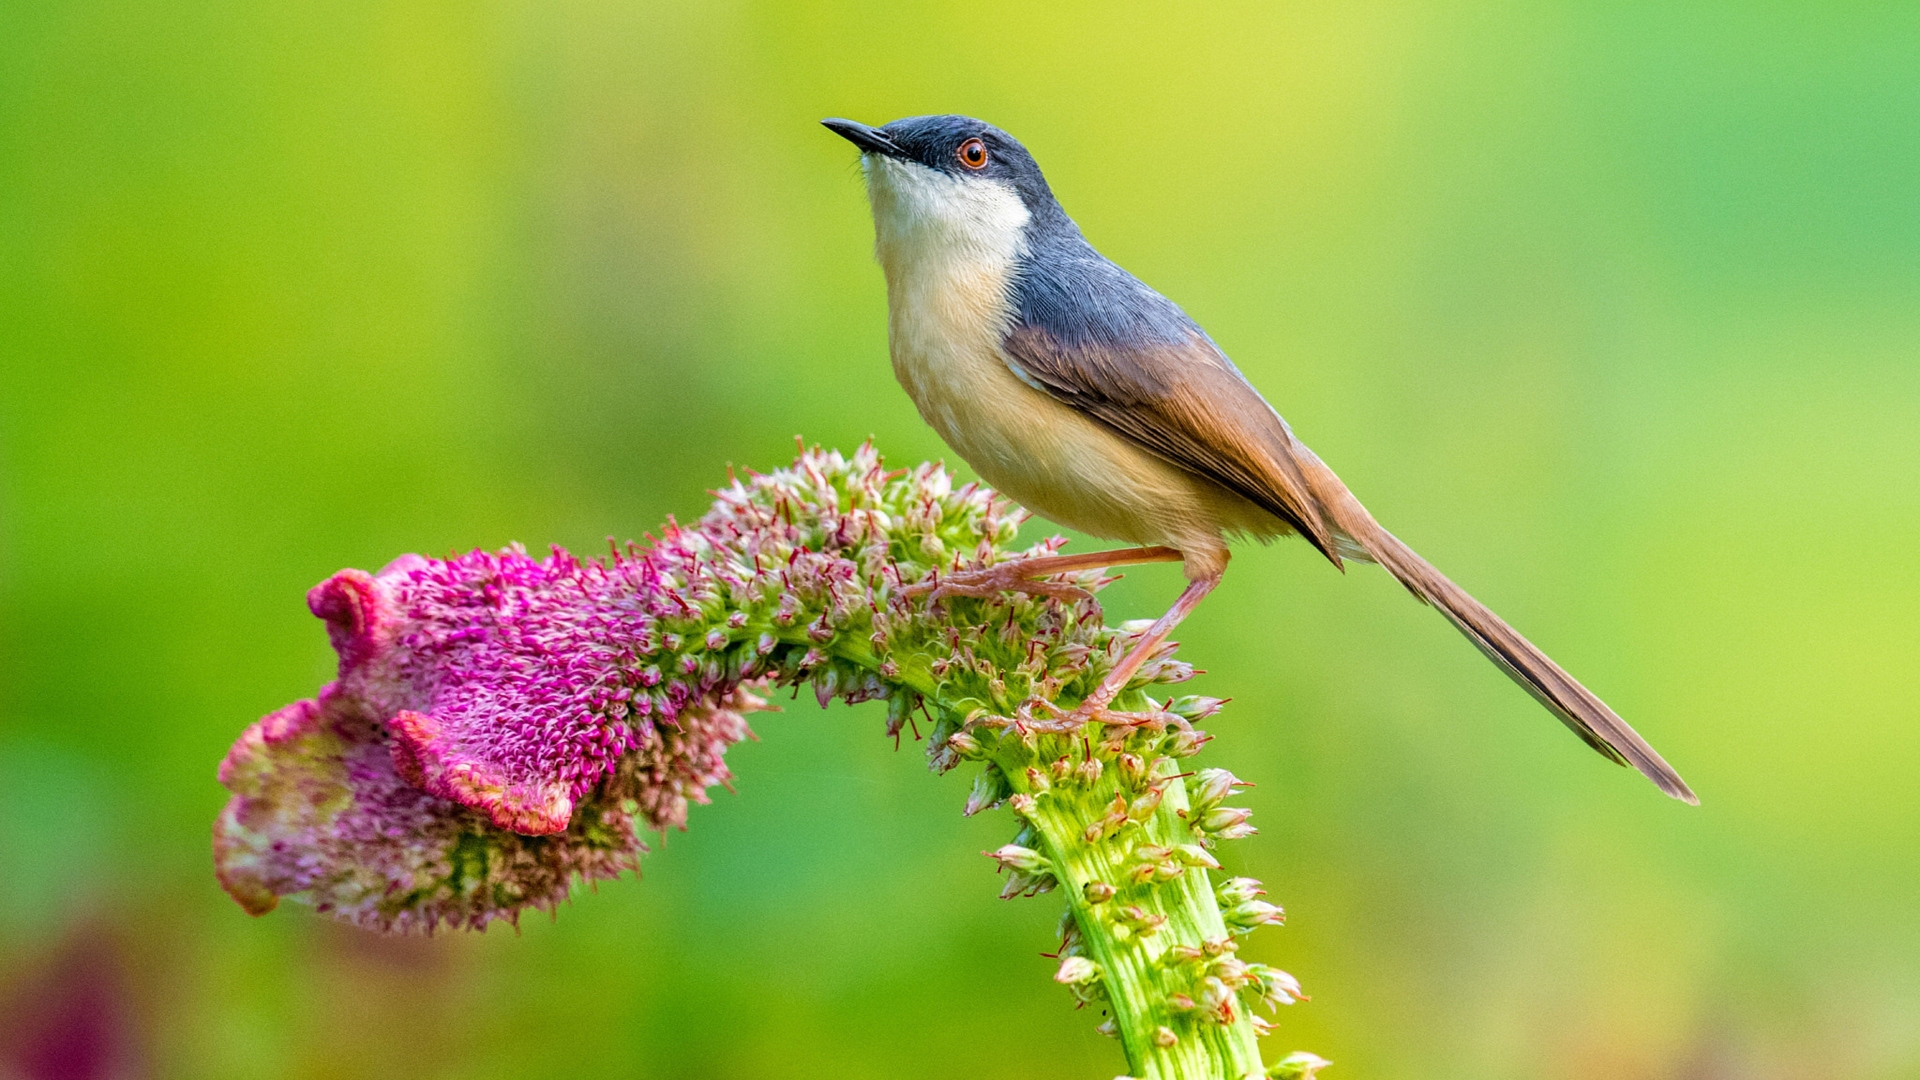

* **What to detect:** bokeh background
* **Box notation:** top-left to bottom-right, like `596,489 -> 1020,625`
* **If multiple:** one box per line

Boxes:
4,3 -> 1917,1078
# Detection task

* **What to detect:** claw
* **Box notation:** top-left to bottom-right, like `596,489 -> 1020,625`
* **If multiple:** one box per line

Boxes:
1022,703 -> 1176,736
902,560 -> 1094,605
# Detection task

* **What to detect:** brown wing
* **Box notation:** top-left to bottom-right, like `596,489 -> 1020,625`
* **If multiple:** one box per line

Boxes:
1002,323 -> 1343,564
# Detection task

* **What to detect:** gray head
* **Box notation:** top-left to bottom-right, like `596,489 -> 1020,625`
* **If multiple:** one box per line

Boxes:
821,115 -> 1067,224
823,114 -> 1184,354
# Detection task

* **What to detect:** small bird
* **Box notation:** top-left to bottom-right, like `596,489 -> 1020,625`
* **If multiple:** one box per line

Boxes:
823,114 -> 1695,803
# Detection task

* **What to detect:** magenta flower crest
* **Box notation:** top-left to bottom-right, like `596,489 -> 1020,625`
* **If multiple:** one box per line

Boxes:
214,446 -> 1030,929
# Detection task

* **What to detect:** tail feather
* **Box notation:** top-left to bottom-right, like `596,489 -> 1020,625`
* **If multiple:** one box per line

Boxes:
1296,455 -> 1698,805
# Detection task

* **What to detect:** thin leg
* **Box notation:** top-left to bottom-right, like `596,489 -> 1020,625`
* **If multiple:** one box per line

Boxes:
1078,571 -> 1221,713
902,545 -> 1182,603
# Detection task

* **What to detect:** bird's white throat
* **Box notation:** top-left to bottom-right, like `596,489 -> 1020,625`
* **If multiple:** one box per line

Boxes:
861,154 -> 1031,285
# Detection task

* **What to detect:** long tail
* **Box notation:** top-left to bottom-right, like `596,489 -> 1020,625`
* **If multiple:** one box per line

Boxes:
1295,454 -> 1698,804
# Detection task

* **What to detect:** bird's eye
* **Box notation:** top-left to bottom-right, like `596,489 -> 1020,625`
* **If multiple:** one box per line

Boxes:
957,138 -> 988,170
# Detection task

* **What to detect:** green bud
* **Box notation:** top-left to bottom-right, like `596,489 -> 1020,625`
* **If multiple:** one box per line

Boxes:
1083,881 -> 1117,904
964,765 -> 1011,817
1173,843 -> 1221,869
1163,728 -> 1208,757
1167,695 -> 1226,722
1189,768 -> 1247,810
1269,1052 -> 1332,1079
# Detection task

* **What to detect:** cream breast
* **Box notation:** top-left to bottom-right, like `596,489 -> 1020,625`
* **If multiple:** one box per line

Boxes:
859,155 -> 1266,571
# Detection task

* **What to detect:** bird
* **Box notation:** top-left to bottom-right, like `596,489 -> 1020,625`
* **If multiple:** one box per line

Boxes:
822,114 -> 1695,804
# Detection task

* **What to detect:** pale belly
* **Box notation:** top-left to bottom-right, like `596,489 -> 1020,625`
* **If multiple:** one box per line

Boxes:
864,158 -> 1278,578
888,327 -> 1275,577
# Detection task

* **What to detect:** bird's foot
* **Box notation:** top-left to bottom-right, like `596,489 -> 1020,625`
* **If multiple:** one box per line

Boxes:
1017,694 -> 1171,737
901,559 -> 1094,605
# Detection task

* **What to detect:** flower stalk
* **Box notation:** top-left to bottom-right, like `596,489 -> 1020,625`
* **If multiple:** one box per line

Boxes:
212,444 -> 1325,1079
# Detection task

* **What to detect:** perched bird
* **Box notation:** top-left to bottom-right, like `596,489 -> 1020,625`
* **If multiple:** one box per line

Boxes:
823,114 -> 1695,803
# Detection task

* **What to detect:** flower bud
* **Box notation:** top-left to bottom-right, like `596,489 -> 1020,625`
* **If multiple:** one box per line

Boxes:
1083,794 -> 1129,844
1074,757 -> 1104,786
1224,900 -> 1286,931
1172,844 -> 1221,869
1199,805 -> 1254,833
1153,1026 -> 1177,1048
1056,907 -> 1082,952
1008,793 -> 1038,817
1201,936 -> 1237,956
1082,881 -> 1117,904
1116,753 -> 1147,786
1000,871 -> 1058,899
1166,695 -> 1225,722
1189,768 -> 1247,810
1116,905 -> 1168,935
1053,956 -> 1101,986
985,844 -> 1051,875
943,730 -> 983,759
1127,783 -> 1166,821
1210,956 -> 1251,988
1025,766 -> 1052,793
1163,728 -> 1208,758
1269,1052 -> 1330,1080
1198,975 -> 1234,1015
1216,876 -> 1266,905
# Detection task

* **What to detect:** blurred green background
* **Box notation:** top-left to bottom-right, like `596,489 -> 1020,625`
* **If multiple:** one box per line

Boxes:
3,2 -> 1917,1078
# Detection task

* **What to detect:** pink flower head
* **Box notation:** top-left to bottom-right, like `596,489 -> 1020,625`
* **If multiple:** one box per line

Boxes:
212,544 -> 769,931
212,446 -> 1034,931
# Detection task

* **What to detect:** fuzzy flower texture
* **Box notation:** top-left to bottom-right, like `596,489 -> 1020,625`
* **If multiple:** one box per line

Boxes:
214,446 -> 1325,1080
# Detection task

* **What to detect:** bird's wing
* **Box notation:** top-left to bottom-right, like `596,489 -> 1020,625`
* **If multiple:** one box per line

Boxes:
1000,290 -> 1341,563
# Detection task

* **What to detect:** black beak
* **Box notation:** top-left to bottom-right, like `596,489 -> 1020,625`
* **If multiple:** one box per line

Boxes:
821,118 -> 903,157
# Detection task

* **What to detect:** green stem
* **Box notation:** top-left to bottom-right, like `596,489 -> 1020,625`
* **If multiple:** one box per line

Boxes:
975,691 -> 1272,1079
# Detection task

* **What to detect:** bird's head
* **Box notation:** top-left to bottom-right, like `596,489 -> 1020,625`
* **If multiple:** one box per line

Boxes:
822,115 -> 1065,255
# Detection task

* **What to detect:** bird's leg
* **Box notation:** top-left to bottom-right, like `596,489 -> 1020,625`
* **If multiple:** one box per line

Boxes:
902,545 -> 1182,604
1033,571 -> 1222,732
